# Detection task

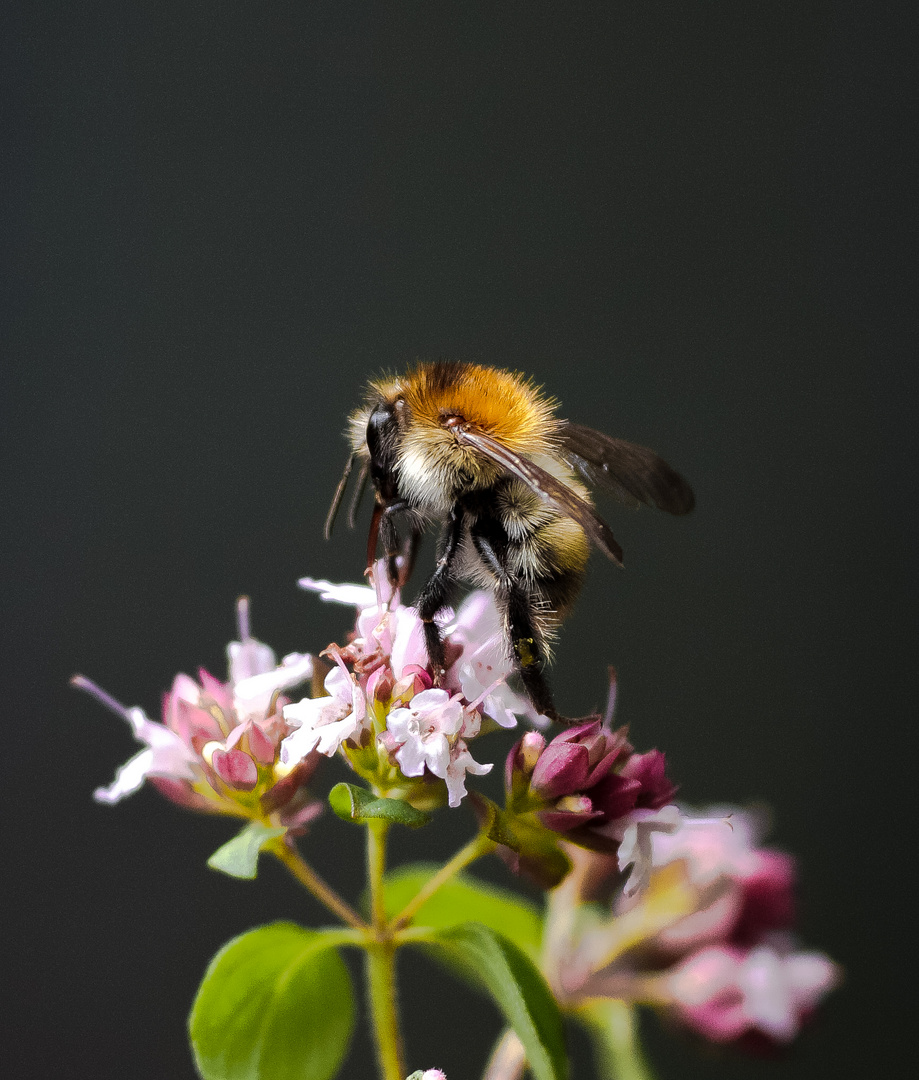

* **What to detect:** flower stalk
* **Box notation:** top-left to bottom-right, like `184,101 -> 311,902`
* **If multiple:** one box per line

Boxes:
269,838 -> 367,930
365,820 -> 406,1080
577,1001 -> 657,1080
481,1029 -> 526,1080
390,831 -> 497,932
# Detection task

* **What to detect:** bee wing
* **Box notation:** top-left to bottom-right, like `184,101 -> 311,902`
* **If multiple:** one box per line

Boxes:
456,427 -> 625,566
559,422 -> 695,515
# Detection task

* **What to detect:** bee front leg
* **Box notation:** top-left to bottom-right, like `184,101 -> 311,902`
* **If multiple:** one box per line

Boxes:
414,509 -> 463,684
378,500 -> 411,590
400,522 -> 424,589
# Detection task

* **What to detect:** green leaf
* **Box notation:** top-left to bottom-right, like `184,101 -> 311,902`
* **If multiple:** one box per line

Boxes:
384,863 -> 543,961
189,922 -> 354,1080
425,922 -> 567,1080
207,822 -> 287,879
329,782 -> 431,827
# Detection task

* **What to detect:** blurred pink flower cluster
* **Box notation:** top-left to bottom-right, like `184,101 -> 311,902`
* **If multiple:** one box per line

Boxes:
547,806 -> 839,1050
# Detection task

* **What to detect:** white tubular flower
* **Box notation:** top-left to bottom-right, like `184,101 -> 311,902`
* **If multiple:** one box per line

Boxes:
448,592 -> 547,728
93,702 -> 199,805
444,741 -> 493,808
281,665 -> 367,760
232,651 -> 314,721
225,596 -> 314,719
227,637 -> 276,685
387,689 -> 466,780
616,805 -> 683,895
298,575 -> 378,608
649,807 -> 762,885
226,595 -> 277,683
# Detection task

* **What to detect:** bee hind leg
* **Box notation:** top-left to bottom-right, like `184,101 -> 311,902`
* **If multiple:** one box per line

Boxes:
471,520 -> 597,727
503,585 -> 571,724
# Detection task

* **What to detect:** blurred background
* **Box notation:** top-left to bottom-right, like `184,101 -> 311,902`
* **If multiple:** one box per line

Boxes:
3,2 -> 916,1077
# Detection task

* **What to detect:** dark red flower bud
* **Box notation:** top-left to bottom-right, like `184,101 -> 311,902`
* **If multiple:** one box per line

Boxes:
620,749 -> 677,810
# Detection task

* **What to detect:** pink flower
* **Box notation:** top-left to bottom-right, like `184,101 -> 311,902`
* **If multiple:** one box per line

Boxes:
78,599 -> 319,828
618,749 -> 677,810
731,850 -> 796,946
665,943 -> 839,1045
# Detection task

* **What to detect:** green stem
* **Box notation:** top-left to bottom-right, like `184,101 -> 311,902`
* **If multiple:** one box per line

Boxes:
389,831 -> 497,931
366,821 -> 405,1080
270,839 -> 367,930
365,942 -> 405,1080
578,1001 -> 657,1080
368,819 -> 390,929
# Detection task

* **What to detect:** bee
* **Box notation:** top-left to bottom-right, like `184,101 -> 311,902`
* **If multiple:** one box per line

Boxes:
326,361 -> 694,723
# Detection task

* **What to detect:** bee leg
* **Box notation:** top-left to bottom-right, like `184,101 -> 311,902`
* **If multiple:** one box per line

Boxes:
399,523 -> 423,589
505,590 -> 560,718
470,519 -> 589,725
414,509 -> 464,684
379,500 -> 411,589
467,520 -> 556,716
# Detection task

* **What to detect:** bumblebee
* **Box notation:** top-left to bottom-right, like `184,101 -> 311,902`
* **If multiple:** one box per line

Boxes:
326,361 -> 694,723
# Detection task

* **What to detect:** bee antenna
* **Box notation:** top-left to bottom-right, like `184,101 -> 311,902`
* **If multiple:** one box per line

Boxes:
324,453 -> 356,540
347,459 -> 370,529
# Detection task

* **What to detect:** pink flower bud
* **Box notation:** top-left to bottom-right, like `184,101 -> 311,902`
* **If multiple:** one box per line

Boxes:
210,748 -> 259,791
504,732 -> 546,791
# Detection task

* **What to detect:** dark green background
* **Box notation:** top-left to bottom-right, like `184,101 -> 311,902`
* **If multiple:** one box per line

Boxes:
4,3 -> 915,1078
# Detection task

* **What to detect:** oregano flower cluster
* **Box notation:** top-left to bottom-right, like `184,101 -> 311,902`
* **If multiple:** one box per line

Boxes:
79,564 -> 838,1080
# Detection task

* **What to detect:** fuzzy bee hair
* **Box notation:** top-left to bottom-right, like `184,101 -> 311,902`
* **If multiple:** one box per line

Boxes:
348,362 -> 565,513
329,359 -> 694,724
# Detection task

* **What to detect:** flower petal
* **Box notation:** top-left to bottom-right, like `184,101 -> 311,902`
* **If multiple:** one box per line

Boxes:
232,652 -> 314,720
94,748 -> 158,804
298,576 -> 378,607
444,741 -> 493,807
227,637 -> 277,685
211,748 -> 259,791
